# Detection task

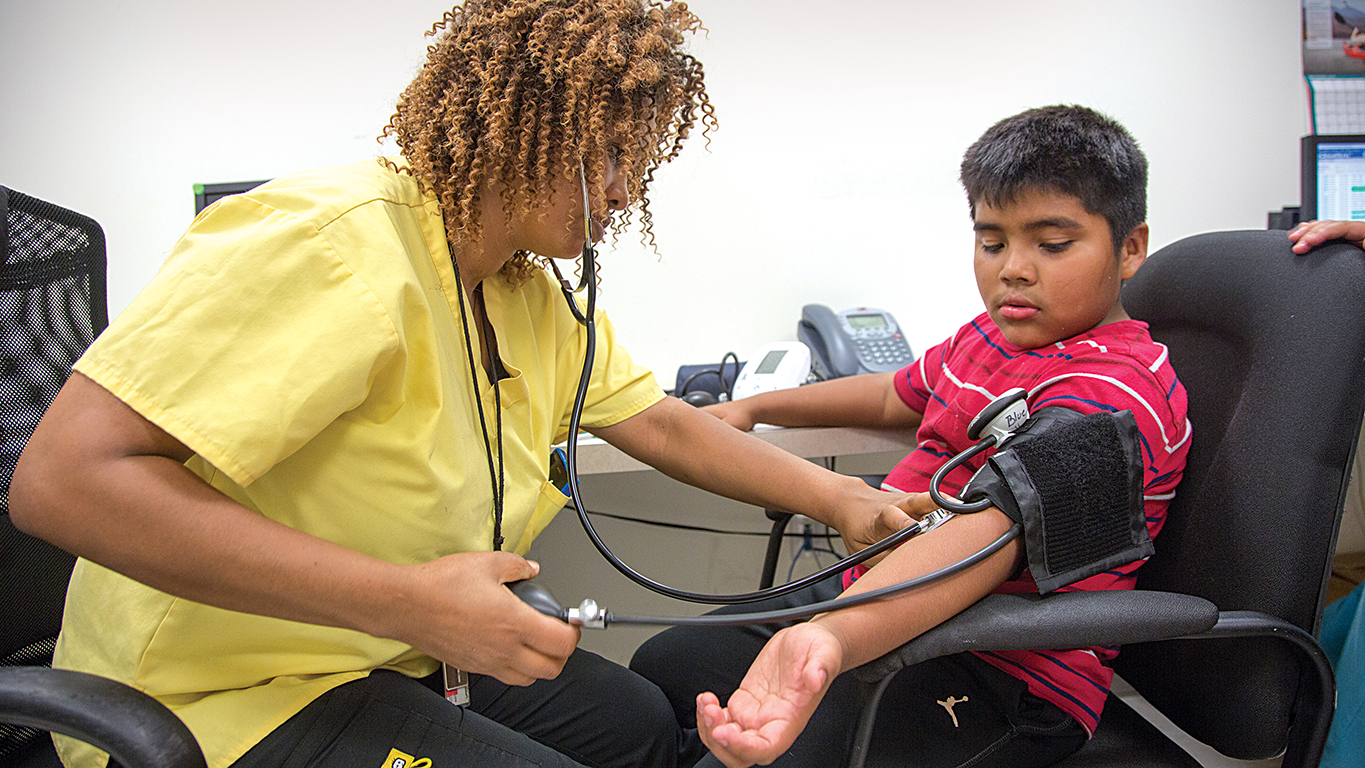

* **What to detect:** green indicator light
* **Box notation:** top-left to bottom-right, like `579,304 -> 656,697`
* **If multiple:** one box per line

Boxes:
193,183 -> 204,194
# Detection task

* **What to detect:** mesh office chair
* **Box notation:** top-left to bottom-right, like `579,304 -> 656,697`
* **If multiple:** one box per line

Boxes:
819,230 -> 1365,768
0,187 -> 205,768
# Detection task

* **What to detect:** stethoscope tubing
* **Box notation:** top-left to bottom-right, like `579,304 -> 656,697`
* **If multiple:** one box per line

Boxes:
556,254 -> 1016,617
604,523 -> 1021,626
559,260 -> 951,604
552,166 -> 1016,624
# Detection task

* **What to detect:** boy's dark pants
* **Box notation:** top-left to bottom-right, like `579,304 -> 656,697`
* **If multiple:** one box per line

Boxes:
631,579 -> 1087,768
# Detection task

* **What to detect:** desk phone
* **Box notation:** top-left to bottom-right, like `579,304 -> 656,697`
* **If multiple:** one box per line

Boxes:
798,304 -> 914,379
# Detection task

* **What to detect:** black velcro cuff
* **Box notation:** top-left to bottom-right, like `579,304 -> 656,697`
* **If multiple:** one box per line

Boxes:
962,408 -> 1153,593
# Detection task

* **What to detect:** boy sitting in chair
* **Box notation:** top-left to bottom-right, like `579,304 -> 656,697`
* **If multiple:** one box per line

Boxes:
631,105 -> 1191,768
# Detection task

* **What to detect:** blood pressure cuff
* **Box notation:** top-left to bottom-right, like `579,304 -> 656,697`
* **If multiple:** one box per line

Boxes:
960,407 -> 1152,593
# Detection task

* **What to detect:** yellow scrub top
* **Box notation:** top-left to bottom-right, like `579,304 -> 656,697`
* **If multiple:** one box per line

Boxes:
53,159 -> 663,768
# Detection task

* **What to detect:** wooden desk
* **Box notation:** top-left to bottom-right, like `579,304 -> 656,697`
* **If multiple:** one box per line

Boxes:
566,425 -> 919,475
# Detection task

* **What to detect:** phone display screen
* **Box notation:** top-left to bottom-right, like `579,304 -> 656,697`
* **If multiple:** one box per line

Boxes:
846,313 -> 888,330
756,349 -> 787,374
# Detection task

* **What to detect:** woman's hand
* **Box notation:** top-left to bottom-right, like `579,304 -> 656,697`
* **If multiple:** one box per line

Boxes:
387,553 -> 582,687
829,488 -> 935,562
696,623 -> 845,768
1288,219 -> 1365,254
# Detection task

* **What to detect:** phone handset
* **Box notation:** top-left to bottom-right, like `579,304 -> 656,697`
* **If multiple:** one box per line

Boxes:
799,304 -> 914,380
799,304 -> 861,380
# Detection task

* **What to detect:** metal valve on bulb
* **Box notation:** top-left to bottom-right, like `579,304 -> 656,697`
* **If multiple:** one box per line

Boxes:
508,580 -> 609,629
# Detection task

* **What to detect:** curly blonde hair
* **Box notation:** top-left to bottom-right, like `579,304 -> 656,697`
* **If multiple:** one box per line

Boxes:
382,0 -> 715,284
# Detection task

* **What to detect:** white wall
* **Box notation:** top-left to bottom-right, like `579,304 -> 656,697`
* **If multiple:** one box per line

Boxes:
3,0 -> 1308,374
5,0 -> 1354,668
5,2 -> 1348,662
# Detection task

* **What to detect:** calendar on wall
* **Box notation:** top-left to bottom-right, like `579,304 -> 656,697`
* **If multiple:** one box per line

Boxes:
1309,75 -> 1365,134
1304,1 -> 1365,133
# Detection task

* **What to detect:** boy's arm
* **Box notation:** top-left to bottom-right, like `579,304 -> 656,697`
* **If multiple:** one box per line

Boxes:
696,506 -> 1022,768
702,372 -> 923,432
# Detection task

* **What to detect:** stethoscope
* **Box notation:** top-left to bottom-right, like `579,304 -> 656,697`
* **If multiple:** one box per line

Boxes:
513,163 -> 1026,628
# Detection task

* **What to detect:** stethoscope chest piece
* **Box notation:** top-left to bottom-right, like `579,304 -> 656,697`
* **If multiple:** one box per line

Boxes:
966,387 -> 1030,443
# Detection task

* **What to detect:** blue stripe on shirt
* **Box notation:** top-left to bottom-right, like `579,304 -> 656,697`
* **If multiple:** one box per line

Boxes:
1152,467 -> 1181,486
1032,651 -> 1110,695
979,651 -> 1101,722
1032,395 -> 1117,412
969,319 -> 1073,361
1030,395 -> 1158,467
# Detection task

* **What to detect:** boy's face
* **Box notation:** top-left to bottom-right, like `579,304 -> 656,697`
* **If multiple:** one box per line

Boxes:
972,189 -> 1147,349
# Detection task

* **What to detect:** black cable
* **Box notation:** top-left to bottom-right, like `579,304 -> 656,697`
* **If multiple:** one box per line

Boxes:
718,351 -> 740,398
679,367 -> 728,395
554,279 -> 939,602
606,524 -> 1022,626
563,314 -> 1004,603
556,253 -> 927,603
575,505 -> 839,539
787,545 -> 839,583
553,163 -> 1005,607
452,265 -> 506,551
572,466 -> 937,604
563,307 -> 951,602
677,351 -> 742,399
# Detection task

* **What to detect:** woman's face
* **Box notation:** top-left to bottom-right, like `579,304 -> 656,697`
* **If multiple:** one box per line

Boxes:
511,145 -> 629,260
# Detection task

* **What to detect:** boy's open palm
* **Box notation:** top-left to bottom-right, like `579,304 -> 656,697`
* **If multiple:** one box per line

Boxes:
696,624 -> 844,767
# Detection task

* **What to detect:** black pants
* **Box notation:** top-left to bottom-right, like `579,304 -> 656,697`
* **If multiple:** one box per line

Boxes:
630,580 -> 1087,768
231,648 -> 702,768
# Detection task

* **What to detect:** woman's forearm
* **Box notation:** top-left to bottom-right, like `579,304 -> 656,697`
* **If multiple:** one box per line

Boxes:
589,396 -> 923,532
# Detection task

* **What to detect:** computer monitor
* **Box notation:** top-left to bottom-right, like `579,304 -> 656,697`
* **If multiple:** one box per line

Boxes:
1301,135 -> 1365,221
193,180 -> 269,215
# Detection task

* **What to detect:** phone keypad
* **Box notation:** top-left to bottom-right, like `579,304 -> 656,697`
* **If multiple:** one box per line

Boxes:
856,335 -> 914,371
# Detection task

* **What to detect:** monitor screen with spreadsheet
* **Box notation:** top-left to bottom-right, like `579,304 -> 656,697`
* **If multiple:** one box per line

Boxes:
1302,135 -> 1365,221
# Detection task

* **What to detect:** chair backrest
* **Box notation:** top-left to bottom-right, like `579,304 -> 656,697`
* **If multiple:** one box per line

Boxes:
0,186 -> 106,762
1117,230 -> 1365,759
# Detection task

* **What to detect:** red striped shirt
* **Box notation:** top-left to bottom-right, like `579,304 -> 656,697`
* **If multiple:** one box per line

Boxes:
848,312 -> 1189,735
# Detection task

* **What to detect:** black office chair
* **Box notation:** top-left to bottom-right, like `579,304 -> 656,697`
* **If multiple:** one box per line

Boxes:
0,187 -> 205,768
829,230 -> 1365,768
759,230 -> 1363,768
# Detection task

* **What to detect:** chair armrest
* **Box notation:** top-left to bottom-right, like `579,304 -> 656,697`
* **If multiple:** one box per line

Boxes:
853,590 -> 1219,682
0,667 -> 206,768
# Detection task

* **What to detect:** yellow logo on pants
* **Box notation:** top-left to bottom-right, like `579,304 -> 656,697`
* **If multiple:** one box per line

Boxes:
381,748 -> 433,768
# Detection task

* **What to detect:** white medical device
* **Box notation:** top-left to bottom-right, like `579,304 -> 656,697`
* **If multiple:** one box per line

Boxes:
730,341 -> 812,401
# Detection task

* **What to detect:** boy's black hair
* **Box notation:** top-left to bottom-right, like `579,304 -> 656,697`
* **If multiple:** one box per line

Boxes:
960,105 -> 1148,252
